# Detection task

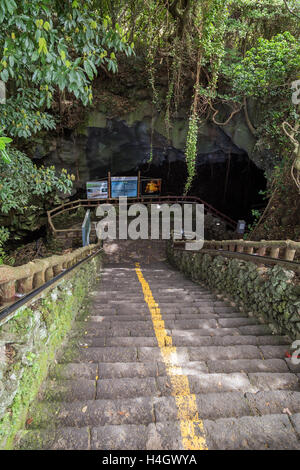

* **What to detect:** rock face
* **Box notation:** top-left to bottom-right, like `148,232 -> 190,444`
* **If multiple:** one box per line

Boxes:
35,100 -> 263,181
34,100 -> 266,220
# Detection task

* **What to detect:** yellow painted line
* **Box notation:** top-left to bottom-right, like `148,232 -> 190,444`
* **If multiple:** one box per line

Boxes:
135,262 -> 208,450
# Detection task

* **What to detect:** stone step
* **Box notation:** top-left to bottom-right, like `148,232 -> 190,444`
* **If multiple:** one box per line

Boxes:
203,413 -> 300,450
50,356 -> 296,380
247,372 -> 300,391
187,345 -> 262,361
51,361 -> 160,380
206,358 -> 289,374
25,391 -> 300,431
76,324 -> 158,337
65,332 -> 292,355
42,377 -> 160,401
88,312 -> 222,321
17,413 -> 300,450
61,339 -> 291,365
16,422 -> 184,450
16,427 -> 90,450
158,372 -> 300,395
171,331 -> 290,346
217,318 -> 259,327
238,325 -> 273,335
84,318 -> 221,330
59,346 -> 139,364
15,247 -> 300,451
41,369 -> 300,405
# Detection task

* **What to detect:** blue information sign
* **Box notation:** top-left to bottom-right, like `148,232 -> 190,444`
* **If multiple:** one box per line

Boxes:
111,176 -> 138,198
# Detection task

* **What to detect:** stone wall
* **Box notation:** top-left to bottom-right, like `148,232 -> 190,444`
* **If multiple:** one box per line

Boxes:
167,243 -> 300,341
0,252 -> 102,449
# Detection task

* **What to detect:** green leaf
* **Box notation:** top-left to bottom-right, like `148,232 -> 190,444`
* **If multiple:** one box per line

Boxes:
83,60 -> 93,79
0,69 -> 8,82
4,0 -> 17,15
43,21 -> 51,31
38,37 -> 48,55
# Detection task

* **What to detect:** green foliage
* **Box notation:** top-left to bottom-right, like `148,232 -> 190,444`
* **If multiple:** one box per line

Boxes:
0,146 -> 74,244
232,32 -> 300,98
0,0 -> 133,139
0,226 -> 10,264
184,115 -> 199,194
0,0 -> 298,238
226,30 -> 300,183
0,149 -> 73,216
184,0 -> 229,193
0,89 -> 56,139
225,0 -> 299,47
0,135 -> 12,162
200,0 -> 229,88
244,209 -> 263,237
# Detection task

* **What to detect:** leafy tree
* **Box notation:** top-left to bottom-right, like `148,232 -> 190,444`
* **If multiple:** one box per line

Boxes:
0,147 -> 74,239
231,32 -> 300,98
228,32 -> 300,158
0,0 -> 134,252
98,0 -> 299,192
0,0 -> 133,139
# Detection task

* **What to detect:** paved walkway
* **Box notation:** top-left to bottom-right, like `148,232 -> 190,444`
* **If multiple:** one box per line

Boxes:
16,250 -> 300,450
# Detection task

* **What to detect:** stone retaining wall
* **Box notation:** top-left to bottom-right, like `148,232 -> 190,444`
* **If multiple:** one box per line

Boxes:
167,243 -> 300,341
0,250 -> 102,449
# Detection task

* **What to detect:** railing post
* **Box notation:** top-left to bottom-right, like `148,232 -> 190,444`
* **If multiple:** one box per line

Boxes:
270,247 -> 280,259
45,266 -> 54,281
0,280 -> 15,301
257,243 -> 267,256
236,243 -> 244,253
17,275 -> 33,294
284,247 -> 296,261
244,242 -> 254,254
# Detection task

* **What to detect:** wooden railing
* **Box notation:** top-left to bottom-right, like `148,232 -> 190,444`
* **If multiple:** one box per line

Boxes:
47,196 -> 237,237
0,241 -> 101,303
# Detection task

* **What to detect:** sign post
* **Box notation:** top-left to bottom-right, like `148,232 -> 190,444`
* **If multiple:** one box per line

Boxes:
138,171 -> 141,198
108,172 -> 111,199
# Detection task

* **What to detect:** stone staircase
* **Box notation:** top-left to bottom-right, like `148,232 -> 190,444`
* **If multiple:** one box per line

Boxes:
14,241 -> 300,450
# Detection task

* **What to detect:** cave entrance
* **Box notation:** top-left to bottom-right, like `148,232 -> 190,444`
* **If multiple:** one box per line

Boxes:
41,118 -> 267,226
125,152 -> 266,224
85,120 -> 267,224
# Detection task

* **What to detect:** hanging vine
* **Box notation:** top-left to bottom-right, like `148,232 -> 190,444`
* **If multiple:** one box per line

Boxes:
184,0 -> 229,194
145,1 -> 167,164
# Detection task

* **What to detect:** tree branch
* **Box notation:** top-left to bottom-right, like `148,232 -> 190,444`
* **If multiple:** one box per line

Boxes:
209,101 -> 242,126
243,97 -> 257,136
282,0 -> 300,20
163,0 -> 192,36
